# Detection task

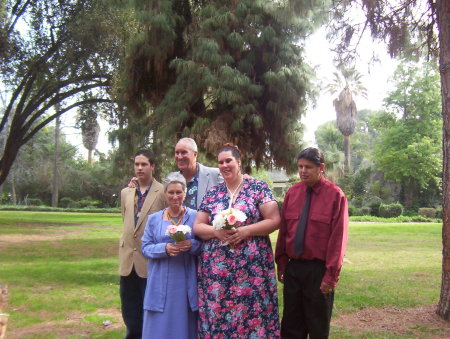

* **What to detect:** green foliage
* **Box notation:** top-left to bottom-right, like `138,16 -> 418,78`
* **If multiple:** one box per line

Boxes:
315,121 -> 344,174
359,206 -> 371,216
27,198 -> 44,206
0,205 -> 120,213
347,204 -> 357,216
378,202 -> 404,218
0,0 -> 127,185
349,215 -> 439,223
2,126 -> 123,207
371,61 -> 442,208
365,196 -> 382,217
418,208 -> 437,219
116,0 -> 331,172
369,181 -> 391,200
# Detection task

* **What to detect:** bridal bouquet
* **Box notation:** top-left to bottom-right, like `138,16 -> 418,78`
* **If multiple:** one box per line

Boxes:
165,225 -> 191,242
212,208 -> 247,250
213,208 -> 247,250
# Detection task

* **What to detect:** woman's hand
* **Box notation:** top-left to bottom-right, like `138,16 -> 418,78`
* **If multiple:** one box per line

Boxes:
166,243 -> 181,257
175,240 -> 192,252
213,228 -> 236,243
227,226 -> 251,245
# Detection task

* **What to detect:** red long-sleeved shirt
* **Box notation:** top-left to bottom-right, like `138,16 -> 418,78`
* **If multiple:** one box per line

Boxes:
275,177 -> 349,286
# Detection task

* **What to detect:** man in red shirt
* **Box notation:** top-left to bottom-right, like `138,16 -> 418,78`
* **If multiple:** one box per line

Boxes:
275,147 -> 349,338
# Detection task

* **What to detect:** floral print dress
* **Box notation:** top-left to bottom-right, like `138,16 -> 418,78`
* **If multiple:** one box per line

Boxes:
197,178 -> 280,338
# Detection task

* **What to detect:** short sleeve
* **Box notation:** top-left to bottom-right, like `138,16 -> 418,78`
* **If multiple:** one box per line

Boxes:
198,186 -> 218,212
256,180 -> 275,206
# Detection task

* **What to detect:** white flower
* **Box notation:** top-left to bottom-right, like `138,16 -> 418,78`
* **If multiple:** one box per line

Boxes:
212,214 -> 226,230
177,225 -> 192,235
233,209 -> 247,222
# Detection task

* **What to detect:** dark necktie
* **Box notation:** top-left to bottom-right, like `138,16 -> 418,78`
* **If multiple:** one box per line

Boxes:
294,187 -> 312,256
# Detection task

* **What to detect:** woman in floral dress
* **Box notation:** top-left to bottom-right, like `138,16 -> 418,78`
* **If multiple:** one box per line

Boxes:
194,144 -> 281,338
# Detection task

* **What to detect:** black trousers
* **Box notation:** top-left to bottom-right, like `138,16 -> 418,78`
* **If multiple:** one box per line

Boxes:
281,259 -> 334,339
120,267 -> 147,339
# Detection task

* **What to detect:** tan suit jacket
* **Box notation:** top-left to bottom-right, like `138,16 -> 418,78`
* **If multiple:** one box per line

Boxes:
119,179 -> 166,278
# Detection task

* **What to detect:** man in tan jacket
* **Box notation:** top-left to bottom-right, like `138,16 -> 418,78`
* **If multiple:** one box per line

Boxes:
119,149 -> 165,339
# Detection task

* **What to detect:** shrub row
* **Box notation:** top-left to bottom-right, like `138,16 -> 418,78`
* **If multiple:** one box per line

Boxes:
349,215 -> 440,223
0,205 -> 120,213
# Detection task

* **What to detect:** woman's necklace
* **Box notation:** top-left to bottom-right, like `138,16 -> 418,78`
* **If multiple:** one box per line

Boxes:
167,208 -> 185,226
226,176 -> 243,209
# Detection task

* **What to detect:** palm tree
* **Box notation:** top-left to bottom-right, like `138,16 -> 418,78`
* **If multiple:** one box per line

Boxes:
327,66 -> 367,173
77,106 -> 100,165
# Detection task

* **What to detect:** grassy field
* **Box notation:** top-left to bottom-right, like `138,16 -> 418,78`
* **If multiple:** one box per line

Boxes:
0,211 -> 448,338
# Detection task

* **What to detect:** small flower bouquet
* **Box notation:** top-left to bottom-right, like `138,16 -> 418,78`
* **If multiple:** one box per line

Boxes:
213,208 -> 247,230
165,224 -> 191,242
212,208 -> 247,250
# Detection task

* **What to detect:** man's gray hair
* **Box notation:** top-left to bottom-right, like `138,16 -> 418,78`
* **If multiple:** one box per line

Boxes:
163,172 -> 187,192
177,137 -> 198,152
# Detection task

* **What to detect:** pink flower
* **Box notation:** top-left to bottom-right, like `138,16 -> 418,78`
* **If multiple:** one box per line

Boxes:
167,225 -> 177,234
249,318 -> 262,327
254,277 -> 263,286
226,214 -> 236,225
211,281 -> 221,290
243,287 -> 252,296
237,325 -> 246,335
257,327 -> 266,337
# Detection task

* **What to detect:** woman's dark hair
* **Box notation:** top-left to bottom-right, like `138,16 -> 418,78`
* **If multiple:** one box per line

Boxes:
134,149 -> 156,165
217,143 -> 241,160
297,147 -> 324,166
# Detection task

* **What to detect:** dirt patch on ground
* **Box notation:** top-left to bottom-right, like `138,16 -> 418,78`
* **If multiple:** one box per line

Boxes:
6,308 -> 124,339
0,229 -> 85,249
333,304 -> 450,338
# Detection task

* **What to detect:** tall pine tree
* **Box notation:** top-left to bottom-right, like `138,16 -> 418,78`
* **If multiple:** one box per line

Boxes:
116,0 -> 329,172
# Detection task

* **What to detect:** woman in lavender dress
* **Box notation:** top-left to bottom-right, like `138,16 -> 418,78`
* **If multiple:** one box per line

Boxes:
194,144 -> 281,338
141,172 -> 201,339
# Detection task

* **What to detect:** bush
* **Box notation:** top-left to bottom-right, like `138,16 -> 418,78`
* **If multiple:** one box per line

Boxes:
0,193 -> 12,204
378,202 -> 403,218
59,197 -> 74,208
349,215 -> 437,222
364,196 -> 382,216
67,200 -> 81,208
0,204 -> 120,213
418,208 -> 436,219
348,204 -> 357,216
78,199 -> 102,208
435,207 -> 443,219
27,198 -> 44,206
402,209 -> 418,217
360,206 -> 371,215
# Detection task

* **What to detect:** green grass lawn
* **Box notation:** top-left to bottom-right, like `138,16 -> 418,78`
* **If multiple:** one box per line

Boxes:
0,211 -> 447,338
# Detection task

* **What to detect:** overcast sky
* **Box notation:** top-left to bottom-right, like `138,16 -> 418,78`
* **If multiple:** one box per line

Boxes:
302,27 -> 398,146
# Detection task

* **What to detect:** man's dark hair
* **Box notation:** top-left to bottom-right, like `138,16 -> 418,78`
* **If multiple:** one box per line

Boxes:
134,149 -> 156,165
297,147 -> 325,166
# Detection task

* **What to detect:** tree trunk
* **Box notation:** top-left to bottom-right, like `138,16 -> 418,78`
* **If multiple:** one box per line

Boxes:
51,117 -> 60,207
87,149 -> 92,165
403,179 -> 414,209
437,0 -> 450,321
343,135 -> 350,173
10,170 -> 16,205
